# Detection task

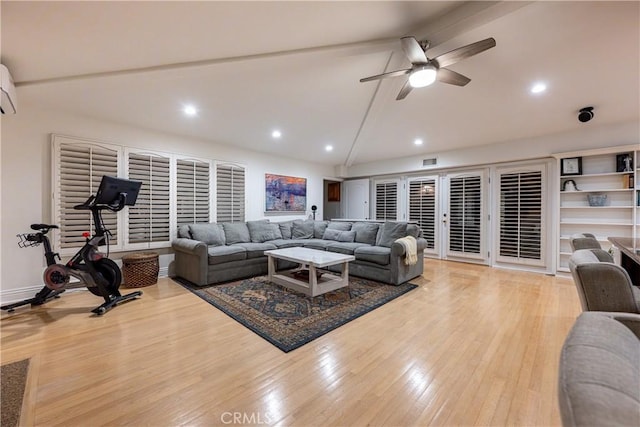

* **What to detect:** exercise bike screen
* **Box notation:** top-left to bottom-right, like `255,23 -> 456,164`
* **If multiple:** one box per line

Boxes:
95,176 -> 142,206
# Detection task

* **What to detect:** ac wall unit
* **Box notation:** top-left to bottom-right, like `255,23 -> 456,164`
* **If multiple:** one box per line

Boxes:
1,64 -> 17,114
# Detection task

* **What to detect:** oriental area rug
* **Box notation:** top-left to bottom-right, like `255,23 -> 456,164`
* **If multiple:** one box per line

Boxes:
176,275 -> 417,352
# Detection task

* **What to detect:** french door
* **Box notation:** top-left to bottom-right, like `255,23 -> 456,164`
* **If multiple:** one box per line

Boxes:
442,170 -> 488,264
407,176 -> 439,256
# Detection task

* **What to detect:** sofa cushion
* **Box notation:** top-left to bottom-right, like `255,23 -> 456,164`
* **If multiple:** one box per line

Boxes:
177,224 -> 192,239
323,228 -> 356,242
327,221 -> 352,231
326,242 -> 370,255
314,221 -> 329,239
407,224 -> 422,238
207,245 -> 246,265
303,239 -> 333,250
277,221 -> 294,239
376,222 -> 408,248
352,222 -> 380,245
222,222 -> 251,244
247,220 -> 281,243
233,242 -> 277,259
291,219 -> 314,239
190,223 -> 226,246
268,239 -> 302,249
355,246 -> 391,266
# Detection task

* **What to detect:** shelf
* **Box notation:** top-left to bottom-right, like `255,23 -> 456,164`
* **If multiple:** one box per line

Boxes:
560,206 -> 634,209
561,171 -> 634,178
560,221 -> 633,226
561,189 -> 633,193
557,146 -> 638,276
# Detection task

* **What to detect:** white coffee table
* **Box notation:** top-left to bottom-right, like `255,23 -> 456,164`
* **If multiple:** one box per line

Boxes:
264,247 -> 355,297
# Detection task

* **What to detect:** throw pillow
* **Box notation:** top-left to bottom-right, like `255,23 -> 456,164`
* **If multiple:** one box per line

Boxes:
323,228 -> 356,242
277,221 -> 294,239
375,222 -> 408,248
177,224 -> 192,239
189,223 -> 225,246
270,223 -> 283,240
327,221 -> 352,231
351,222 -> 380,245
313,220 -> 329,239
407,224 -> 422,238
291,219 -> 314,239
221,222 -> 251,244
247,220 -> 279,243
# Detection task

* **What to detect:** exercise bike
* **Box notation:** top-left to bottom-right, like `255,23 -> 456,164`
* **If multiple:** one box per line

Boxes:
1,176 -> 143,315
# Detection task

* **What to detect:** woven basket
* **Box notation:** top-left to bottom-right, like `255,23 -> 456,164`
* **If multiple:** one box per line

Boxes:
122,252 -> 159,288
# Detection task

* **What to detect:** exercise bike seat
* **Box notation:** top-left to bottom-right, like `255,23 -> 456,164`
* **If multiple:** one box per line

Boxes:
30,223 -> 59,232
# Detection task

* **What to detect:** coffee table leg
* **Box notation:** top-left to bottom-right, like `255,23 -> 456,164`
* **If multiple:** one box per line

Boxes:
309,265 -> 318,297
341,262 -> 349,287
267,255 -> 275,282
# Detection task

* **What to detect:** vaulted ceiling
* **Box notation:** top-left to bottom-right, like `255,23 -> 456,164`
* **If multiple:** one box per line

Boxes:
2,1 -> 638,167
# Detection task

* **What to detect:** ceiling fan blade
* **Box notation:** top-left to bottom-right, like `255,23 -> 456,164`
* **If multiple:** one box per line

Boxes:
396,80 -> 414,100
433,37 -> 496,68
360,69 -> 411,83
437,68 -> 471,86
401,37 -> 428,64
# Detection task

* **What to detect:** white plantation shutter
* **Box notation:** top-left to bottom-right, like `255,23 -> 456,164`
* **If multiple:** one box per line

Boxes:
177,159 -> 211,225
216,163 -> 245,222
408,178 -> 436,249
375,181 -> 398,220
499,170 -> 543,264
449,175 -> 482,254
56,142 -> 119,251
127,152 -> 171,244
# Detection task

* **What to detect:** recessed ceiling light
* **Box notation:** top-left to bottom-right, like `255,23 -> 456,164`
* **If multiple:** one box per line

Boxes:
530,82 -> 547,94
183,105 -> 198,116
271,130 -> 282,139
414,138 -> 424,146
325,145 -> 333,152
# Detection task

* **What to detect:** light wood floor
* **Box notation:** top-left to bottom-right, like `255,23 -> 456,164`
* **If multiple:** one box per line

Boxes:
1,260 -> 581,426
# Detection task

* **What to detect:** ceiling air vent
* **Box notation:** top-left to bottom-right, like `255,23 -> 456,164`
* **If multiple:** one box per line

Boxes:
422,157 -> 437,167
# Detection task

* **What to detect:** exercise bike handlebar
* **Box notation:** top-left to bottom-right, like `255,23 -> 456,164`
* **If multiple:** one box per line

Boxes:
73,193 -> 128,212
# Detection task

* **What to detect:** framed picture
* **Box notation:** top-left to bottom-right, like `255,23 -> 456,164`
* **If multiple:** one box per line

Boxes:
616,153 -> 633,172
561,157 -> 582,176
265,174 -> 307,212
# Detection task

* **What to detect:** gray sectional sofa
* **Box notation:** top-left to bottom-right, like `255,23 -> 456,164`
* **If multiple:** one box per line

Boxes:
558,311 -> 640,427
172,219 -> 427,286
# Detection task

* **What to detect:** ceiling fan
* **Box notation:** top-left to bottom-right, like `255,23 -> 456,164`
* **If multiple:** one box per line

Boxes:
360,36 -> 496,100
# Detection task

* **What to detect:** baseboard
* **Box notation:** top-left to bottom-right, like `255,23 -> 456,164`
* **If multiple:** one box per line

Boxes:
0,285 -> 45,305
2,267 -> 170,305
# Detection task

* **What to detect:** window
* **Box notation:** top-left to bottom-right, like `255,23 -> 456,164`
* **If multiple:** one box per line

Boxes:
126,151 -> 171,245
53,135 -> 242,254
449,175 -> 482,254
216,163 -> 245,222
498,169 -> 544,264
176,159 -> 211,225
375,181 -> 398,220
54,139 -> 119,251
408,178 -> 436,249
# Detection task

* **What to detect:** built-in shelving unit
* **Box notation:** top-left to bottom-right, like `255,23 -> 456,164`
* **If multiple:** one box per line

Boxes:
554,145 -> 638,272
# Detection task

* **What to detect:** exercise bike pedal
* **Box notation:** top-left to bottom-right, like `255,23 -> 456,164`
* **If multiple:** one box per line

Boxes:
91,290 -> 142,316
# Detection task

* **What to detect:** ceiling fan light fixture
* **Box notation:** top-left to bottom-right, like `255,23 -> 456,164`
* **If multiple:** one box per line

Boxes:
409,65 -> 437,88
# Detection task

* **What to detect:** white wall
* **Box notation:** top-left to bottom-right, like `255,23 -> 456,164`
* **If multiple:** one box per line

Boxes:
344,120 -> 640,178
1,106 -> 334,301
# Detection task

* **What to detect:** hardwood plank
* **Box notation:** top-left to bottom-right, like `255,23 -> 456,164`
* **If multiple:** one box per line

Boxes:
0,260 -> 581,426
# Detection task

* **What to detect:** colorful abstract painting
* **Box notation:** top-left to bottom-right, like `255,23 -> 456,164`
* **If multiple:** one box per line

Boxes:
265,174 -> 306,212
